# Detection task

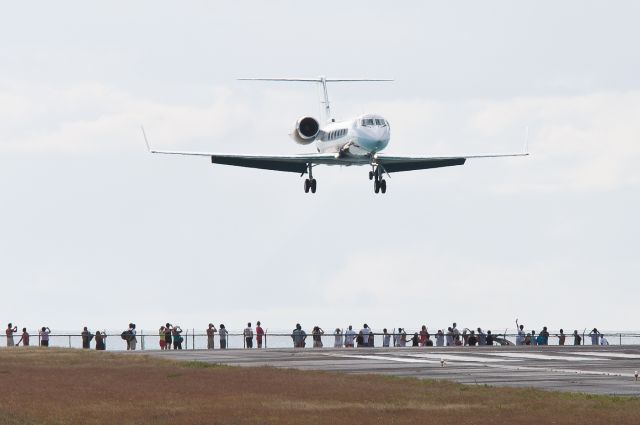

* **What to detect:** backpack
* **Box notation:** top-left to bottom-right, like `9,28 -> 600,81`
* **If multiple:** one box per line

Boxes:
121,330 -> 132,340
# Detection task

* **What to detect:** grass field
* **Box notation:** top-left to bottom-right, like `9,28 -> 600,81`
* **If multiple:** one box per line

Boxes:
1,348 -> 639,425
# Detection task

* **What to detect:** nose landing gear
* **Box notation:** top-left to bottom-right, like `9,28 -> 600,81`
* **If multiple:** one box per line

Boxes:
371,165 -> 387,194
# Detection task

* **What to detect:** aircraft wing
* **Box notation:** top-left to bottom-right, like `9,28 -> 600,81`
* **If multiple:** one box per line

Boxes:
149,149 -> 338,173
375,153 -> 529,173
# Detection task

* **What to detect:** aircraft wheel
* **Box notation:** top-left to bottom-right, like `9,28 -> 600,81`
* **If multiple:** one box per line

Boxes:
381,179 -> 387,194
374,179 -> 380,194
369,171 -> 374,180
311,179 -> 317,193
304,179 -> 310,193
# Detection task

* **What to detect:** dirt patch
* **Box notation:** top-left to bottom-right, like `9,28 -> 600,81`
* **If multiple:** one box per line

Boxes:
0,348 -> 639,424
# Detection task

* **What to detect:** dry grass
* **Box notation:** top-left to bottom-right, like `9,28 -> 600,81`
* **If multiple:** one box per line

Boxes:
0,348 -> 639,425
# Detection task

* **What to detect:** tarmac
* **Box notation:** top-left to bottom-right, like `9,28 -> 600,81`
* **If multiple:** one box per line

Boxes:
142,345 -> 640,396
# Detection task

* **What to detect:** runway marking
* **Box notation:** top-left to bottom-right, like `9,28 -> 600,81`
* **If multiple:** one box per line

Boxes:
324,353 -> 635,379
480,352 -> 601,362
323,354 -> 440,364
400,353 -> 518,363
575,352 -> 640,359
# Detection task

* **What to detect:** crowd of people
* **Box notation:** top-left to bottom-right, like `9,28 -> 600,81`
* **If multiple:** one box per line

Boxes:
4,320 -> 611,350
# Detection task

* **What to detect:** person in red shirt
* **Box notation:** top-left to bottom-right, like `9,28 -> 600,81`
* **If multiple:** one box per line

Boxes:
419,325 -> 428,347
17,328 -> 29,347
256,321 -> 265,348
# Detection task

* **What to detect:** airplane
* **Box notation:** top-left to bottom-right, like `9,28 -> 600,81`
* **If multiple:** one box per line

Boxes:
144,77 -> 528,194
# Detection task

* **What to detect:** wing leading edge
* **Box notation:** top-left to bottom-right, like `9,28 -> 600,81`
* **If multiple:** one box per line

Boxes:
148,149 -> 338,173
375,152 -> 528,173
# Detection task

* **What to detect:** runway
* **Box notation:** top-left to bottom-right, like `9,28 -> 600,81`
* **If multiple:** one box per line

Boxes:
141,345 -> 640,396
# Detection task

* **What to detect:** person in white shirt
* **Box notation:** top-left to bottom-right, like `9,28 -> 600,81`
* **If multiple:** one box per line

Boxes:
600,335 -> 609,346
361,324 -> 371,347
244,322 -> 254,349
344,325 -> 356,348
515,319 -> 525,346
446,327 -> 453,346
452,323 -> 461,346
382,328 -> 391,347
39,326 -> 51,347
334,328 -> 343,347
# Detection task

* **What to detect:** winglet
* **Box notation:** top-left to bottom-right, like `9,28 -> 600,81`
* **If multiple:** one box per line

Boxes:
141,125 -> 152,153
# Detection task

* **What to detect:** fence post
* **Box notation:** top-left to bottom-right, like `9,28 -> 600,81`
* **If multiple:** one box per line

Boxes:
185,329 -> 188,350
192,328 -> 195,350
68,335 -> 71,348
141,330 -> 145,351
620,333 -> 622,346
265,331 -> 267,349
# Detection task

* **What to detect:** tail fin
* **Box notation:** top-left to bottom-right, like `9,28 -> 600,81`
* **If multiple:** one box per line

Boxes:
238,76 -> 393,123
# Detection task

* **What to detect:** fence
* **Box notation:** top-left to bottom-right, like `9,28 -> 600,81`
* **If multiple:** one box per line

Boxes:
2,330 -> 640,351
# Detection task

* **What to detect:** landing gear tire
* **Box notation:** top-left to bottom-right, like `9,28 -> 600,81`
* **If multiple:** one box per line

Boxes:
374,179 -> 380,194
310,178 -> 317,193
380,179 -> 387,194
304,179 -> 310,193
369,171 -> 374,180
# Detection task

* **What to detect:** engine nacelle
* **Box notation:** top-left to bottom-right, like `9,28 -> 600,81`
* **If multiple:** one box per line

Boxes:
291,116 -> 320,145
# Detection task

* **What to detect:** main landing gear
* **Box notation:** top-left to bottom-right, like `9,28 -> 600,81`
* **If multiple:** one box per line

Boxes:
370,166 -> 387,194
303,163 -> 317,194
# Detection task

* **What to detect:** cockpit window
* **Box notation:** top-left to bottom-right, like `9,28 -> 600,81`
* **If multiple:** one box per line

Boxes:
361,119 -> 374,126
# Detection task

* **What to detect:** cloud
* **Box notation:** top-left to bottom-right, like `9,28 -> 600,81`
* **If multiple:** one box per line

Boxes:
1,82 -> 638,192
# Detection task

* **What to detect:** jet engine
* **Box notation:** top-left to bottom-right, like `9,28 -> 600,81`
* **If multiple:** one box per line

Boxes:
291,116 -> 319,145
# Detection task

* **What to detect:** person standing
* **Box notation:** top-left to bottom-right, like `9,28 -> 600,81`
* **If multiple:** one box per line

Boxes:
477,328 -> 486,346
573,330 -> 582,345
244,322 -> 254,349
6,323 -> 17,347
468,331 -> 478,346
172,326 -> 183,350
446,327 -> 454,347
16,328 -> 29,347
39,327 -> 51,347
334,328 -> 343,347
128,323 -> 137,351
255,321 -> 264,348
291,323 -> 306,348
589,328 -> 600,345
557,329 -> 566,346
95,331 -> 107,350
419,325 -> 428,347
164,323 -> 173,350
383,328 -> 391,348
206,324 -> 217,350
344,325 -> 356,348
452,323 -> 461,346
516,319 -> 525,346
540,327 -> 549,345
159,326 -> 166,350
436,330 -> 445,347
81,327 -> 93,349
312,326 -> 324,348
486,330 -> 494,346
360,324 -> 370,347
219,324 -> 228,349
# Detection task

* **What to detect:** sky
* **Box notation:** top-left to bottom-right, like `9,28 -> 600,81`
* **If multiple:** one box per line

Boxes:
1,1 -> 639,334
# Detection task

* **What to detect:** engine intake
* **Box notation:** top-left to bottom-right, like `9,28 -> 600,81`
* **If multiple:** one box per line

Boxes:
291,116 -> 319,145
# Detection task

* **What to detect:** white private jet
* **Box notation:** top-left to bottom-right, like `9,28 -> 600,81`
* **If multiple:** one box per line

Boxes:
144,77 -> 528,194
